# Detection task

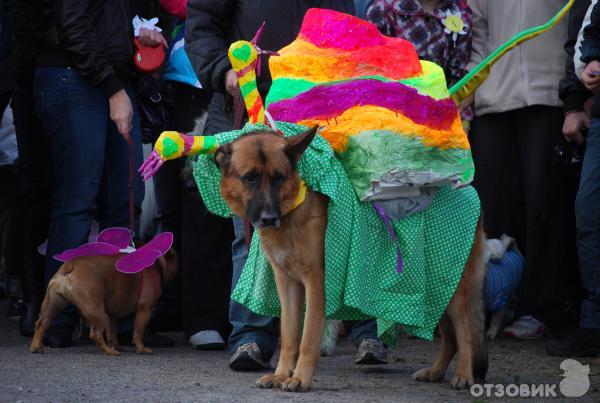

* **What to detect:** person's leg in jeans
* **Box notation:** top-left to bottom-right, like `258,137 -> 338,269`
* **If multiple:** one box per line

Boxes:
546,117 -> 600,356
344,320 -> 388,364
228,217 -> 279,367
35,67 -> 111,345
202,92 -> 278,366
97,84 -> 144,231
346,320 -> 377,344
577,119 -> 600,331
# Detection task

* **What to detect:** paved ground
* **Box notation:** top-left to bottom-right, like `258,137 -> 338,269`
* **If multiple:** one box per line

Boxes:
1,306 -> 599,403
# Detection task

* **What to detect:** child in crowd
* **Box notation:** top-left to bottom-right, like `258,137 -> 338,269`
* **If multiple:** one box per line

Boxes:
367,0 -> 472,126
366,0 -> 472,91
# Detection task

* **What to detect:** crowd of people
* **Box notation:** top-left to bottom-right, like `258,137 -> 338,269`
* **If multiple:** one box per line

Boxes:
0,0 -> 598,373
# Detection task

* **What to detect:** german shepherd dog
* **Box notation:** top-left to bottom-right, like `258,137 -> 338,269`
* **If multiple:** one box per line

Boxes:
215,126 -> 488,392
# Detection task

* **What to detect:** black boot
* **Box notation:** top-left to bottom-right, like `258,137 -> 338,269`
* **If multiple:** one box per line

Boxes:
546,327 -> 600,357
43,324 -> 74,348
19,296 -> 41,337
8,186 -> 50,337
6,297 -> 25,322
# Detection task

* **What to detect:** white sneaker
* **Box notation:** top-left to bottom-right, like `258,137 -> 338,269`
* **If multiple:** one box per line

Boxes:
503,315 -> 547,340
188,330 -> 225,350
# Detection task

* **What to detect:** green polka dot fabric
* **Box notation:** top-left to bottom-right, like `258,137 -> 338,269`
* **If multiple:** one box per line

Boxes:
193,122 -> 480,345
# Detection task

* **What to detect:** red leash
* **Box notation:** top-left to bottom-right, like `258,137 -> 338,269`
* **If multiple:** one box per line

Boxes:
127,137 -> 135,237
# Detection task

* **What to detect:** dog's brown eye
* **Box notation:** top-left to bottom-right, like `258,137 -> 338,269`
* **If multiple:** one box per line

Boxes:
243,171 -> 258,182
272,172 -> 285,183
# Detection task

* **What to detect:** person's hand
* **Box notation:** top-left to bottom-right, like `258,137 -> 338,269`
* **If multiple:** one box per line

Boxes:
224,69 -> 239,96
109,89 -> 133,141
581,60 -> 600,91
562,111 -> 588,144
458,93 -> 475,114
138,27 -> 168,48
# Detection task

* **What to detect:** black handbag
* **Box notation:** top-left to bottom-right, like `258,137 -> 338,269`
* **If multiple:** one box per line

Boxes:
132,74 -> 170,144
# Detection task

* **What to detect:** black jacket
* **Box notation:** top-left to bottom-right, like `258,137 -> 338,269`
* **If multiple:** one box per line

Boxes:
7,0 -> 149,97
185,0 -> 355,94
0,0 -> 13,94
559,0 -> 592,114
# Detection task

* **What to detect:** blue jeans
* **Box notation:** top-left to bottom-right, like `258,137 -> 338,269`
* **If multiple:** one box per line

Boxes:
344,320 -> 379,345
228,219 -> 380,357
34,67 -> 144,327
576,118 -> 600,330
229,217 -> 279,360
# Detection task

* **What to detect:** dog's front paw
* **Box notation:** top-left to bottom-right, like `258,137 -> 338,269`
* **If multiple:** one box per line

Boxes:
281,376 -> 311,392
450,374 -> 474,390
256,374 -> 288,389
104,348 -> 121,356
136,346 -> 153,354
412,368 -> 445,383
30,344 -> 45,354
486,329 -> 499,340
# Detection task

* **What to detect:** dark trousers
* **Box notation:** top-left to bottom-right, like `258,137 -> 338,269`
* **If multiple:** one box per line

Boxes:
576,118 -> 600,330
5,89 -> 51,305
182,186 -> 233,339
0,91 -> 16,294
34,67 -> 144,327
470,105 -> 579,328
167,86 -> 234,340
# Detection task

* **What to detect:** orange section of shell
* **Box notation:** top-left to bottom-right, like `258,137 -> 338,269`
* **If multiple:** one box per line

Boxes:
298,105 -> 469,153
269,38 -> 423,83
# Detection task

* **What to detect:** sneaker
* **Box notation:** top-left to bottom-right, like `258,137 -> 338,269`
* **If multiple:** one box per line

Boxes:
503,315 -> 547,339
229,342 -> 270,371
546,327 -> 600,357
354,338 -> 388,365
188,330 -> 225,350
7,298 -> 26,322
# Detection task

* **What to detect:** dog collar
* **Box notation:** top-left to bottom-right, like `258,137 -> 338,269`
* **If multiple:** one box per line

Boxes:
291,180 -> 307,210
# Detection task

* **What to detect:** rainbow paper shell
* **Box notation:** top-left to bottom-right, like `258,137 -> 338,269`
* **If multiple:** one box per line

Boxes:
265,9 -> 474,200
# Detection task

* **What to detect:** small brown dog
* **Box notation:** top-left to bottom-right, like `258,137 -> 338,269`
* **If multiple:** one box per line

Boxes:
215,126 -> 488,392
30,250 -> 178,355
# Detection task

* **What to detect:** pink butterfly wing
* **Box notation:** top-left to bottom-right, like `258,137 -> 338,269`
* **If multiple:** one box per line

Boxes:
140,232 -> 173,255
116,249 -> 162,274
96,227 -> 132,249
114,232 -> 173,274
54,243 -> 120,262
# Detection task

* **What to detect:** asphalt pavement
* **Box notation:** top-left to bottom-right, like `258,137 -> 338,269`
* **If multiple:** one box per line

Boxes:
0,303 -> 599,402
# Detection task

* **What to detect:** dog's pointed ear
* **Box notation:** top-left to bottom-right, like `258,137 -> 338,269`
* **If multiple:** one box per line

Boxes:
214,143 -> 233,171
285,126 -> 318,164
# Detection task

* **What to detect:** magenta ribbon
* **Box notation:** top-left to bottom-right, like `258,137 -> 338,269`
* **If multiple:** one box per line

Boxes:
250,21 -> 279,77
372,203 -> 403,274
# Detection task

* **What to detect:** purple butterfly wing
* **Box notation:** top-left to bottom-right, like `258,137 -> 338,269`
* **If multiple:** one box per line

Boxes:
96,227 -> 132,249
116,249 -> 162,274
115,232 -> 173,274
140,232 -> 173,255
54,242 -> 120,262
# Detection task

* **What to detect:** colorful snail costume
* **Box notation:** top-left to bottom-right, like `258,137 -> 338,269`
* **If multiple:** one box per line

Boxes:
140,6 -> 573,344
